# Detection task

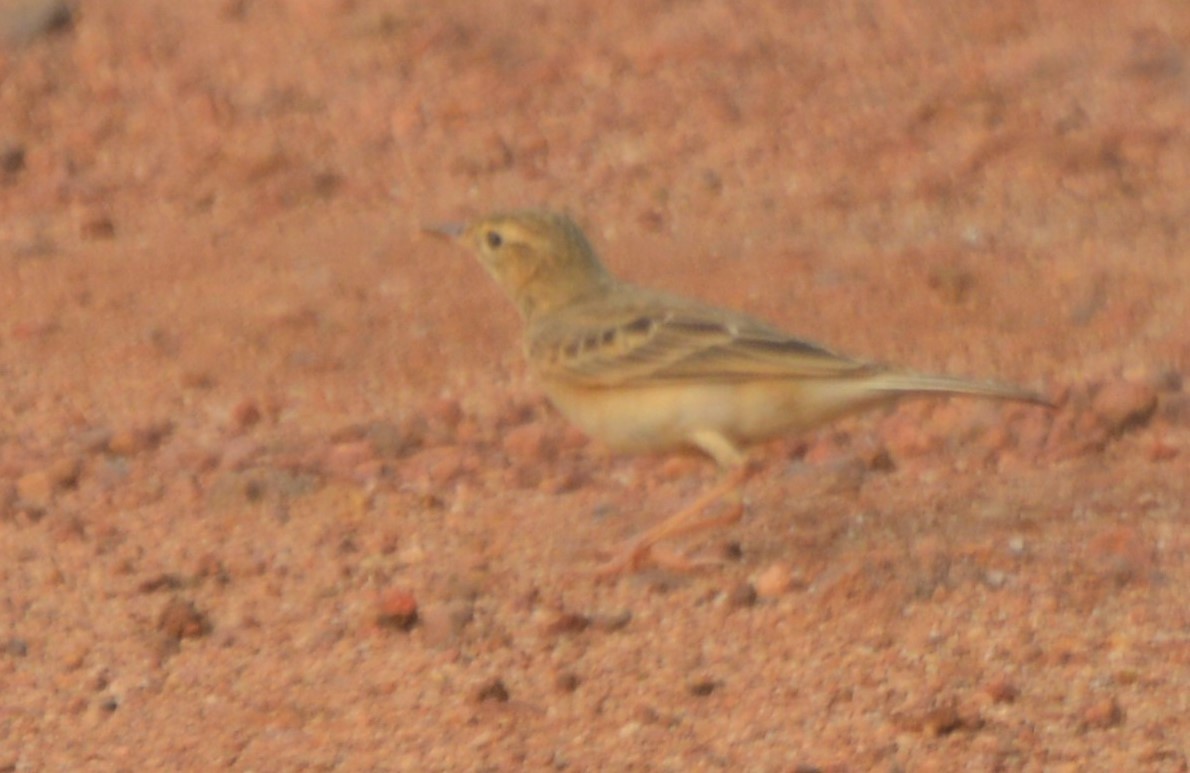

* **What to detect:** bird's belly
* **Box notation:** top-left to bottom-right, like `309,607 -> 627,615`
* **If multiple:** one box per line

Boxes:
542,379 -> 865,454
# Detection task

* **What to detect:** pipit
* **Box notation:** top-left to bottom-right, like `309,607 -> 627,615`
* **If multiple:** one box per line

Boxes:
431,210 -> 1051,576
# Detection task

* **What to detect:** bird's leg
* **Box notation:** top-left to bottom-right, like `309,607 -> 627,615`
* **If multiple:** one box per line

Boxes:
595,431 -> 755,577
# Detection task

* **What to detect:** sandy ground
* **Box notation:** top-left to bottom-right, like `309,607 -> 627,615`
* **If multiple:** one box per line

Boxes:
1,1 -> 1187,769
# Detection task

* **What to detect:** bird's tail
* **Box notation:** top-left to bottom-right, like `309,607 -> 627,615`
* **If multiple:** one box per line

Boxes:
865,371 -> 1053,407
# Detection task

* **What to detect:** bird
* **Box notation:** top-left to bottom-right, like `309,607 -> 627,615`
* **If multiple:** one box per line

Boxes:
430,209 -> 1052,576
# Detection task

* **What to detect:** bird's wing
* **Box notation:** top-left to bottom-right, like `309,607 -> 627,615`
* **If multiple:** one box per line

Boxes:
527,290 -> 881,387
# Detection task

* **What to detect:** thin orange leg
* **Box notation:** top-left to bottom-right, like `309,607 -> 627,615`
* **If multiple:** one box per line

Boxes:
595,461 -> 757,578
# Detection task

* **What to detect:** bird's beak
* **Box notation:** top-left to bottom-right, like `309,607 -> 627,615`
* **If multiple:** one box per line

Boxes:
422,221 -> 466,240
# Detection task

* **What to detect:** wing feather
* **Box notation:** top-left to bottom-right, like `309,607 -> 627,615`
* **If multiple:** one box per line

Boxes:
527,289 -> 880,387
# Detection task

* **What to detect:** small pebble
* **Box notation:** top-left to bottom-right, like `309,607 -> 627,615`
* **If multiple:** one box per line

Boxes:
364,420 -> 416,458
502,421 -> 554,462
157,598 -> 212,641
1146,437 -> 1178,461
324,440 -> 377,478
474,678 -> 510,703
922,702 -> 967,737
230,399 -> 262,432
1091,381 -> 1157,436
592,610 -> 632,632
554,671 -> 581,693
376,588 -> 419,631
76,428 -> 113,454
425,396 -> 463,433
543,611 -> 590,636
1082,697 -> 1124,729
16,456 -> 81,504
137,573 -> 186,594
419,601 -> 473,645
984,678 -> 1018,704
983,570 -> 1008,589
755,562 -> 794,598
726,582 -> 758,608
109,423 -> 170,456
218,437 -> 263,471
78,210 -> 115,240
194,553 -> 228,582
0,142 -> 25,176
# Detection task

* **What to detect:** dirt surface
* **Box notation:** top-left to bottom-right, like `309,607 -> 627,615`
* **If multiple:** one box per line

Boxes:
2,1 -> 1187,769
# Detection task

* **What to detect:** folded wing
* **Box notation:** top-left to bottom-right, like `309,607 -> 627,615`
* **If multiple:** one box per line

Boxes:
528,290 -> 880,387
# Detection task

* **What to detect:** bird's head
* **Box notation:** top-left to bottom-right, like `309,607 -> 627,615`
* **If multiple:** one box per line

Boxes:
429,210 -> 613,319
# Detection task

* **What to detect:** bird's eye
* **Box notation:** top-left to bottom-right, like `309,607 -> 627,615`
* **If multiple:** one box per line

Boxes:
485,231 -> 503,249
